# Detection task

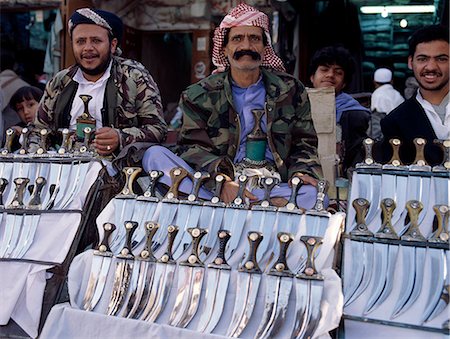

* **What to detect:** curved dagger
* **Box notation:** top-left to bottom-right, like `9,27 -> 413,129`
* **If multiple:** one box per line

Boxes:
291,236 -> 324,339
83,222 -> 116,311
1,128 -> 15,155
390,200 -> 426,318
422,205 -> 449,323
254,232 -> 294,339
432,140 -> 450,206
143,225 -> 179,322
123,221 -> 159,318
106,221 -> 138,316
344,198 -> 373,307
57,128 -> 72,155
197,230 -> 231,333
227,231 -> 263,337
168,227 -> 207,328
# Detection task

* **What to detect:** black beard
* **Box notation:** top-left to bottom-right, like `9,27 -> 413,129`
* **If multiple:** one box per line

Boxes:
233,50 -> 261,60
78,54 -> 111,76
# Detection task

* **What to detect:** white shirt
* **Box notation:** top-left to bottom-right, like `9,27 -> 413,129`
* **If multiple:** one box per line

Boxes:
371,84 -> 404,114
416,90 -> 450,139
70,61 -> 112,130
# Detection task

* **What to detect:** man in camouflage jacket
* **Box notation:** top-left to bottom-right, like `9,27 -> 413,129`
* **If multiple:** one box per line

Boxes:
33,8 -> 167,155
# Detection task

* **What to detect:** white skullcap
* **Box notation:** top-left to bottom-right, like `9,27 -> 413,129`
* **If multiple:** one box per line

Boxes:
374,68 -> 392,83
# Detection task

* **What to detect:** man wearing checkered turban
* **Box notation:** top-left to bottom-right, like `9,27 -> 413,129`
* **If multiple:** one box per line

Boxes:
143,3 -> 324,210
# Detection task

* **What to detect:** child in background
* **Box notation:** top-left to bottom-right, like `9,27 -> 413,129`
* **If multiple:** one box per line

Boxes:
9,86 -> 43,134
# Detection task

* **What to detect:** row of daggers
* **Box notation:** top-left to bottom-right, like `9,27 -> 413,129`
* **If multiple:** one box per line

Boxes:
82,220 -> 328,339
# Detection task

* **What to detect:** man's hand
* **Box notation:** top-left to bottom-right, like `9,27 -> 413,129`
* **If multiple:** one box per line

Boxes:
93,127 -> 120,155
220,180 -> 257,204
291,173 -> 318,186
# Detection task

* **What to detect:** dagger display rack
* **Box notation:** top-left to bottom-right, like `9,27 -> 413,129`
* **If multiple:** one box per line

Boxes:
70,166 -> 346,338
0,127 -> 105,337
342,138 -> 450,336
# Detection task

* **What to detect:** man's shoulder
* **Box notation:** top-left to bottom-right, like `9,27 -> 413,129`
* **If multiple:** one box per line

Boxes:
183,72 -> 227,100
114,56 -> 149,75
387,97 -> 419,118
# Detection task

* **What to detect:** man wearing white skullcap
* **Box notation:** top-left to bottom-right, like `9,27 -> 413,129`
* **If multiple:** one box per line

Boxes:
371,68 -> 404,115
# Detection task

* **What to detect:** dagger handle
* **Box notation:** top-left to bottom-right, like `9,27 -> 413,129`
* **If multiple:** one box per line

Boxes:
139,221 -> 159,261
36,128 -> 49,154
402,200 -> 426,241
350,198 -> 373,236
413,138 -> 428,166
260,177 -> 279,206
0,178 -> 9,205
211,174 -> 226,203
233,174 -> 249,206
285,176 -> 303,210
249,109 -> 266,138
269,232 -> 294,276
28,177 -> 47,208
210,230 -> 231,267
9,177 -> 30,208
159,225 -> 179,263
166,167 -> 189,200
18,127 -> 30,155
433,139 -> 450,170
188,171 -> 210,202
83,127 -> 93,148
58,128 -> 70,154
375,198 -> 398,239
298,236 -> 323,280
388,138 -> 403,166
2,128 -> 15,154
429,205 -> 449,243
180,227 -> 208,267
362,138 -> 376,165
117,221 -> 138,258
120,167 -> 142,196
97,222 -> 116,253
240,231 -> 263,273
143,170 -> 164,198
313,180 -> 329,212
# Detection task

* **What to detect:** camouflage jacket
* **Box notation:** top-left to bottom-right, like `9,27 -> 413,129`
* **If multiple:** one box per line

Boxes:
35,56 -> 167,147
177,67 -> 322,181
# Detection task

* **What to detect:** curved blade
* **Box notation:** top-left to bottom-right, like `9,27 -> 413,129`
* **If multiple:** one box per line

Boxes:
139,262 -> 165,321
224,208 -> 248,260
227,273 -> 261,337
390,246 -> 415,317
391,247 -> 426,318
168,266 -> 192,326
87,256 -> 113,311
12,214 -> 40,258
57,160 -> 83,209
173,205 -> 202,260
130,202 -> 158,248
152,203 -> 178,252
146,263 -> 176,322
421,249 -> 446,323
202,269 -> 231,333
82,255 -> 104,310
372,245 -> 399,313
197,268 -> 220,332
254,275 -> 280,339
291,279 -> 311,338
3,214 -> 24,258
106,260 -> 134,316
123,261 -> 147,318
177,267 -> 205,328
363,243 -> 389,314
344,241 -> 364,306
134,263 -> 157,320
256,210 -> 278,263
199,206 -> 225,261
302,280 -> 324,339
365,174 -> 382,225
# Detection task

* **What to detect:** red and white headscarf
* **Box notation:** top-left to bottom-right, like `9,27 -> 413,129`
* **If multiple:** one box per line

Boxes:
212,3 -> 286,73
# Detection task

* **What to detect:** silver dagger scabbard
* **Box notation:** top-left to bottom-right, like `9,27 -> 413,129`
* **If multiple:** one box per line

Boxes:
254,232 -> 294,339
169,227 -> 208,328
227,231 -> 263,337
106,221 -> 138,316
197,230 -> 232,333
83,222 -> 116,311
291,236 -> 324,339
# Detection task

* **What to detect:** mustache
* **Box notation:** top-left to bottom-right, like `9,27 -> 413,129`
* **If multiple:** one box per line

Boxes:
233,50 -> 261,60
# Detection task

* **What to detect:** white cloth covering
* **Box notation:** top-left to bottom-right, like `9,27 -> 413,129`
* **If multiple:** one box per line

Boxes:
370,84 -> 404,115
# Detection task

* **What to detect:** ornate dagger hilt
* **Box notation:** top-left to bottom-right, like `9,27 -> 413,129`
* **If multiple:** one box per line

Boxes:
297,236 -> 324,280
180,227 -> 208,267
159,225 -> 179,264
95,222 -> 116,255
27,177 -> 47,209
138,221 -> 160,262
142,170 -> 164,199
187,171 -> 210,202
36,128 -> 49,155
18,127 -> 31,155
119,167 -> 142,197
259,176 -> 279,207
8,177 -> 30,208
166,167 -> 189,200
313,179 -> 329,212
231,174 -> 249,207
375,198 -> 399,239
57,128 -> 71,155
401,200 -> 426,241
208,230 -> 231,269
79,94 -> 94,120
284,176 -> 303,211
210,173 -> 226,205
2,128 -> 15,155
79,127 -> 93,154
246,109 -> 267,162
117,221 -> 138,259
361,138 -> 376,166
433,139 -> 450,171
0,178 -> 9,206
412,138 -> 428,167
387,138 -> 403,167
350,198 -> 373,236
268,232 -> 294,277
428,205 -> 449,243
239,231 -> 263,274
